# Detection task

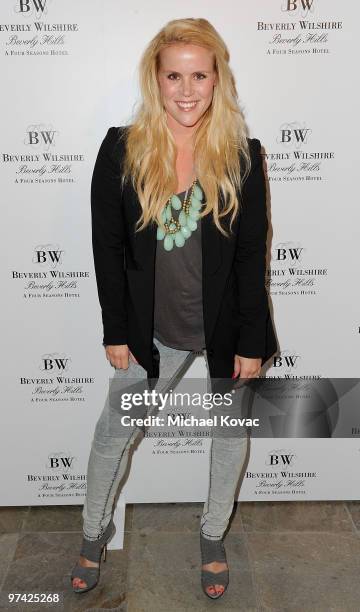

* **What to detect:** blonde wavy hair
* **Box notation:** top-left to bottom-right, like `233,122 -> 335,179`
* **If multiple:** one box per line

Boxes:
120,17 -> 251,237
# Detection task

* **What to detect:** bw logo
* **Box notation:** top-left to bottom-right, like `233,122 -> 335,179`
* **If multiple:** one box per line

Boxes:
33,245 -> 64,268
25,124 -> 57,151
47,453 -> 74,471
40,354 -> 70,372
278,123 -> 312,147
273,353 -> 300,369
275,244 -> 304,263
267,450 -> 296,466
15,0 -> 49,18
282,0 -> 315,15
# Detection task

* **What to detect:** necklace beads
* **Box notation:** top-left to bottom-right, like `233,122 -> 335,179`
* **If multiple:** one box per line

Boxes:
156,179 -> 204,251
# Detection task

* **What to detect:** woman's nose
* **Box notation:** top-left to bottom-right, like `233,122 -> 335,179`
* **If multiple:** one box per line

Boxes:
180,77 -> 193,97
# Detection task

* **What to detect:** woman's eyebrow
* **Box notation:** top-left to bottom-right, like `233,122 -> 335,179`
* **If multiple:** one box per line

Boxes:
162,69 -> 213,74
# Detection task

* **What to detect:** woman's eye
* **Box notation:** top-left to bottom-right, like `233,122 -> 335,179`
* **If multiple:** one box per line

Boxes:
167,73 -> 206,80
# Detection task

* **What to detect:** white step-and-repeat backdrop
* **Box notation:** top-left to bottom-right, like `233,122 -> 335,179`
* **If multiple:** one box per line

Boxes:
1,0 -> 359,514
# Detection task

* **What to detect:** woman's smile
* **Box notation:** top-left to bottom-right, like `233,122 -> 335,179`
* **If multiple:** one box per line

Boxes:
175,100 -> 199,111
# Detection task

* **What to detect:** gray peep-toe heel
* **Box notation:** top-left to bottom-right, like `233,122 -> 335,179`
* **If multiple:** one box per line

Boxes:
70,519 -> 116,593
200,532 -> 229,599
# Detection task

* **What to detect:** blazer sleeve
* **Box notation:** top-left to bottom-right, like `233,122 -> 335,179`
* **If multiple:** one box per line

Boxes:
91,126 -> 128,346
234,138 -> 271,359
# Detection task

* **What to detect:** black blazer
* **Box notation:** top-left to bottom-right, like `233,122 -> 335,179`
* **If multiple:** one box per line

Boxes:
91,126 -> 278,380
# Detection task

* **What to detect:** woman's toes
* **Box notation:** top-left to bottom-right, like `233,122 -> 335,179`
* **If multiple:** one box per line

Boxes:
72,578 -> 87,589
206,585 -> 217,596
206,583 -> 225,597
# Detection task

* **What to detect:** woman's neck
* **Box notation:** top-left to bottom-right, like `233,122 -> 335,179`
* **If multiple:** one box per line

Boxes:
166,115 -> 196,151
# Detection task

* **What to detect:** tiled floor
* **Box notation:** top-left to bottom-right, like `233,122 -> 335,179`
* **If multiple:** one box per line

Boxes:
0,501 -> 359,611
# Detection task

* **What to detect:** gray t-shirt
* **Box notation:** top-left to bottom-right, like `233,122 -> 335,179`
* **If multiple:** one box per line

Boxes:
153,188 -> 206,351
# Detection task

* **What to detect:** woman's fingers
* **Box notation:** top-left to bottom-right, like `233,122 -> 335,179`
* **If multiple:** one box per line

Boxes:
111,356 -> 129,370
232,356 -> 241,379
129,351 -> 139,364
105,344 -> 130,370
234,355 -> 262,379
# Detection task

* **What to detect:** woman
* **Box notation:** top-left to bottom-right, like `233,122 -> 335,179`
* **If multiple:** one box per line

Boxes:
71,17 -> 277,600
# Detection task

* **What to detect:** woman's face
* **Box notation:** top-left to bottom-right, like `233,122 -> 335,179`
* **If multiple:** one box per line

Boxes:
157,43 -> 217,131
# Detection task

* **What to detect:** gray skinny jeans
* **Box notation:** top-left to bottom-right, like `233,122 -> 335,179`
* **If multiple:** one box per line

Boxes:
82,337 -> 248,542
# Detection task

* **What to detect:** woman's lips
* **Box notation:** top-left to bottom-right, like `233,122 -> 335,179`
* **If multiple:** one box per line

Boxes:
175,101 -> 198,111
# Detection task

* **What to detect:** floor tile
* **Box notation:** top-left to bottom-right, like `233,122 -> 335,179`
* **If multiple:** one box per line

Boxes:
0,507 -> 29,535
239,501 -> 353,532
345,501 -> 360,530
23,505 -> 83,533
1,531 -> 129,612
131,502 -> 203,535
246,532 -> 360,610
0,533 -> 19,589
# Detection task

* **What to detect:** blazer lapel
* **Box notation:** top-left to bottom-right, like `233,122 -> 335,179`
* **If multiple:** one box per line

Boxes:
124,183 -> 157,270
201,211 -> 222,276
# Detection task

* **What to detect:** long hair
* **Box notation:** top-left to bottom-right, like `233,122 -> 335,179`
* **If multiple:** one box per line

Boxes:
120,17 -> 251,237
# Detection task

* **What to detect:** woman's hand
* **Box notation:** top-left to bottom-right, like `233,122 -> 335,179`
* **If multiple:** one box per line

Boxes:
105,344 -> 139,369
233,355 -> 261,379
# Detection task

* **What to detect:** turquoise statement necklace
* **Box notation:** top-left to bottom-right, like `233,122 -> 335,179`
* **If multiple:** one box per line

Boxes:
156,179 -> 204,251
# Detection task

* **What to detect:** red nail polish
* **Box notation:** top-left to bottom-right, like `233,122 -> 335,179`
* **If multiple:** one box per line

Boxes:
232,372 -> 236,379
